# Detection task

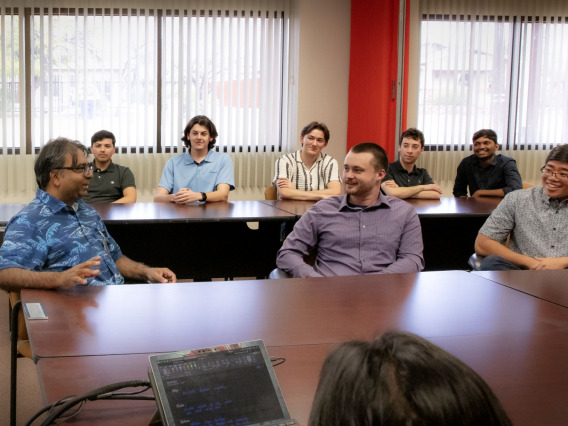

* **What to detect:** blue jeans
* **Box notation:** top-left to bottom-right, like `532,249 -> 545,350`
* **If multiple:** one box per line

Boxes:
479,255 -> 522,271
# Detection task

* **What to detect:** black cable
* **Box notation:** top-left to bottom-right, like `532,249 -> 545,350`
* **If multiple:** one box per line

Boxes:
29,380 -> 151,426
271,356 -> 286,367
25,396 -> 76,426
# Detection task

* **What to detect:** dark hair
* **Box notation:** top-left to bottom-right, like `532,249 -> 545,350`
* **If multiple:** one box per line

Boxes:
181,115 -> 218,151
472,129 -> 498,145
545,144 -> 568,165
91,130 -> 116,146
35,137 -> 89,190
349,142 -> 389,172
301,121 -> 330,143
400,128 -> 425,148
309,331 -> 512,426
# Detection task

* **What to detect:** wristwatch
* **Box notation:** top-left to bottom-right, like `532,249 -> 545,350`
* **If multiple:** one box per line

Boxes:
201,192 -> 207,202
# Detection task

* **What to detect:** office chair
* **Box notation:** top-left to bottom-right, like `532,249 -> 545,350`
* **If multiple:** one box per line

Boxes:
264,186 -> 277,200
468,233 -> 512,271
468,253 -> 484,271
268,268 -> 291,279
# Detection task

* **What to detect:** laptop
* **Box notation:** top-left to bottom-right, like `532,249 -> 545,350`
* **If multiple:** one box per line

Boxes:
148,340 -> 297,426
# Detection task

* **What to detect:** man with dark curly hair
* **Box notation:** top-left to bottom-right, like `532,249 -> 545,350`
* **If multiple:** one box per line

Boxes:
154,115 -> 235,204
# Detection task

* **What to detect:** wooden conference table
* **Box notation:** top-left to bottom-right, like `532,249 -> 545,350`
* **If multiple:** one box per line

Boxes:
22,270 -> 568,425
473,269 -> 568,308
262,197 -> 501,271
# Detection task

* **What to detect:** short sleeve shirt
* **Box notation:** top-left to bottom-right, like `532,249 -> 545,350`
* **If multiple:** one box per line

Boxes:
83,161 -> 136,203
478,186 -> 568,258
273,150 -> 341,190
158,150 -> 235,195
384,160 -> 434,187
0,188 -> 124,285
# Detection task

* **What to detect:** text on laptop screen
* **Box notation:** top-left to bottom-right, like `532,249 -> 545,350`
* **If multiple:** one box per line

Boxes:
156,345 -> 285,425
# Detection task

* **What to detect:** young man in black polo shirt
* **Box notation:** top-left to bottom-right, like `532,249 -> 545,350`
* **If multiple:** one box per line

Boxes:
381,128 -> 442,199
83,130 -> 137,203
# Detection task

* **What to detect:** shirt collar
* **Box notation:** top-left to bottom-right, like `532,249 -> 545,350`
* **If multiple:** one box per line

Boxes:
473,154 -> 499,167
537,185 -> 568,208
91,160 -> 115,173
184,150 -> 214,165
36,188 -> 87,214
395,160 -> 418,175
338,193 -> 391,211
296,150 -> 325,165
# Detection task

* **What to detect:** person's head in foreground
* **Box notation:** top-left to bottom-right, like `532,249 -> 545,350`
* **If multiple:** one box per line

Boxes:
308,330 -> 512,426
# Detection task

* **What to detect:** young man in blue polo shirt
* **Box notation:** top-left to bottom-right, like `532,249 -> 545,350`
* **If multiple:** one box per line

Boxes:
154,115 -> 235,204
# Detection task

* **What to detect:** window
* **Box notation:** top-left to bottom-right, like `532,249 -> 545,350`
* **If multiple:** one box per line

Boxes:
0,1 -> 290,154
418,13 -> 568,150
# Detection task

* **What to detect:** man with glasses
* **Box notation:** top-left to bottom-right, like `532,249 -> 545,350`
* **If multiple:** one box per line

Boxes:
273,121 -> 341,200
474,144 -> 568,270
0,137 -> 176,290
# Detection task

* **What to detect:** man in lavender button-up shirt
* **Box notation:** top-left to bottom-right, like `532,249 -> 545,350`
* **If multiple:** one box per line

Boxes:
276,142 -> 424,278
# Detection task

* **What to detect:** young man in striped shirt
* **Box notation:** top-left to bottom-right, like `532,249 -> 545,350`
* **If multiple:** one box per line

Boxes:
273,121 -> 342,200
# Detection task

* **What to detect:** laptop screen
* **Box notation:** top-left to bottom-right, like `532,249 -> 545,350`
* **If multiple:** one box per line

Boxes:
149,340 -> 292,426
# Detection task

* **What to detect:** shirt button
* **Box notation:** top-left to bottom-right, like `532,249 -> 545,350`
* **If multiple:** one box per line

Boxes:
551,246 -> 555,248
362,225 -> 366,229
553,228 -> 557,231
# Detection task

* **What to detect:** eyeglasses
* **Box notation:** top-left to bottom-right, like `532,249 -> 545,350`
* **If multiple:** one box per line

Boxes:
541,166 -> 568,182
54,163 -> 93,176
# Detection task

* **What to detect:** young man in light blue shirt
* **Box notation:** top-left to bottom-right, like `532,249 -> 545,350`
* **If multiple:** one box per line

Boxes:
154,115 -> 235,204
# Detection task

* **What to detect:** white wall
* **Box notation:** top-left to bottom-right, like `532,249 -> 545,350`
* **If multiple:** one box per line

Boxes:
294,0 -> 351,165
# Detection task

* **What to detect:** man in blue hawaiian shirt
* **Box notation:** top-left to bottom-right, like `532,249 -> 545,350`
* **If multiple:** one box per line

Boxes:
0,137 -> 176,290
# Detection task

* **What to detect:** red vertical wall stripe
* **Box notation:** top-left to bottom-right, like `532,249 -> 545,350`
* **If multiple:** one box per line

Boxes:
402,0 -> 410,133
347,0 -> 405,161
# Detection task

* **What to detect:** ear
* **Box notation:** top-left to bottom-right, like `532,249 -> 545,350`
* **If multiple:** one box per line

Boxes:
50,170 -> 62,187
377,168 -> 386,181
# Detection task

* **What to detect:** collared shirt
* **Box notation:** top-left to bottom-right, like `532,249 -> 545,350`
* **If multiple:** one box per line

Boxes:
273,150 -> 341,191
83,161 -> 136,204
453,154 -> 523,197
384,160 -> 434,187
0,188 -> 124,285
158,150 -> 235,195
276,194 -> 424,278
479,186 -> 568,258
